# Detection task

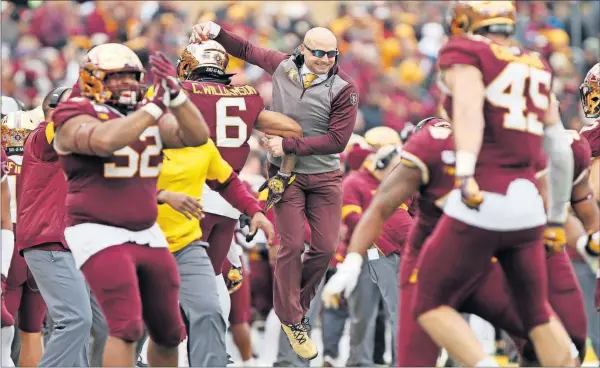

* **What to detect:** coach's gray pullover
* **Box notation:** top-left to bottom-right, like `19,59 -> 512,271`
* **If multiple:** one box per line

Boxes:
215,29 -> 359,174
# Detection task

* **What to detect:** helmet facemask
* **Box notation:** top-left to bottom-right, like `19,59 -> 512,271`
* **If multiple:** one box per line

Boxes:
580,63 -> 600,119
79,43 -> 146,111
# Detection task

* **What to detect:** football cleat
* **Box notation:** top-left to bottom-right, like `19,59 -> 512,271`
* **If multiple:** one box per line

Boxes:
543,224 -> 567,254
258,172 -> 295,211
455,176 -> 484,210
226,265 -> 243,294
281,318 -> 318,360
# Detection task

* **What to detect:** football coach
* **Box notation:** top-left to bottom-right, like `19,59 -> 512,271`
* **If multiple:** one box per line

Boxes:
190,21 -> 358,361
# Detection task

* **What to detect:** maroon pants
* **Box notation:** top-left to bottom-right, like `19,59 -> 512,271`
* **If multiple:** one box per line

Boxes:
224,259 -> 252,326
81,243 -> 186,347
4,247 -> 46,333
269,165 -> 343,324
413,216 -> 551,333
201,213 -> 238,275
1,276 -> 14,328
249,256 -> 274,318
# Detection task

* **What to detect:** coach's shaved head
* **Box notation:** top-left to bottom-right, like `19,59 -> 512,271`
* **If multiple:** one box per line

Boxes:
304,27 -> 337,50
301,27 -> 338,75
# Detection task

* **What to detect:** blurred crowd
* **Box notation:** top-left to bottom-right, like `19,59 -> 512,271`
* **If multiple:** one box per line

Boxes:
1,0 -> 599,175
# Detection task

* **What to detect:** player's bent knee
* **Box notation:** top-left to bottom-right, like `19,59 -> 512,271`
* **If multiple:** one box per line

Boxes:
110,318 -> 144,343
150,325 -> 186,348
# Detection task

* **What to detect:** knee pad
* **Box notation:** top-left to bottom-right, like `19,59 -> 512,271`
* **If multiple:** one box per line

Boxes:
112,319 -> 144,343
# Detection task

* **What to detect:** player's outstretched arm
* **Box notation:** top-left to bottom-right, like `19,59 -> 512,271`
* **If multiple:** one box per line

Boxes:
322,161 -> 421,308
347,162 -> 421,256
190,22 -> 287,75
445,65 -> 485,209
255,110 -> 303,138
54,110 -> 156,157
150,52 -> 209,148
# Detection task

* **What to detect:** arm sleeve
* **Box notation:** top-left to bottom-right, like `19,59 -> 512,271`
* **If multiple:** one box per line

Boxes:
206,141 -> 262,217
400,127 -> 449,185
543,123 -> 574,223
282,84 -> 358,156
215,28 -> 289,75
28,123 -> 59,162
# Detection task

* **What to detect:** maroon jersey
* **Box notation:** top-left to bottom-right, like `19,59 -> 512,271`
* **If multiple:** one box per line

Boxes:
580,120 -> 600,158
401,124 -> 455,256
183,81 -> 264,173
439,34 -> 553,194
342,168 -> 412,255
17,121 -> 68,252
52,98 -> 163,231
565,132 -> 592,262
569,131 -> 592,187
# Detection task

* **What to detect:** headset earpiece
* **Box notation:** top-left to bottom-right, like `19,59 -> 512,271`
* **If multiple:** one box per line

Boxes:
49,86 -> 72,108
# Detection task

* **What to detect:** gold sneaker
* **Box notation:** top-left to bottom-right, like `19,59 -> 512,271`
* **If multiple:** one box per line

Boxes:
281,321 -> 318,360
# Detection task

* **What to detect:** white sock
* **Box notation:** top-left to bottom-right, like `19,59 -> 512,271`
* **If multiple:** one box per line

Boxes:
1,326 -> 15,367
475,357 -> 498,367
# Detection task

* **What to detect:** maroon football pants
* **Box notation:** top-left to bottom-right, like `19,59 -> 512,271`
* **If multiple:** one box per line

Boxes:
4,247 -> 46,333
201,213 -> 238,275
269,165 -> 343,325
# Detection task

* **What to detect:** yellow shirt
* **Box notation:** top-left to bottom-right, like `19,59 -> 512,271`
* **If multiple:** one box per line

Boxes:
157,139 -> 234,253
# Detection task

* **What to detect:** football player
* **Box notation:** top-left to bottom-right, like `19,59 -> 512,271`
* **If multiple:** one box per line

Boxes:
1,105 -> 48,367
15,88 -> 111,367
575,62 -> 600,353
322,144 -> 411,367
153,58 -> 275,364
174,41 -> 301,329
340,117 -> 586,366
51,43 -> 209,367
579,63 -> 600,204
1,146 -> 15,368
414,2 -> 575,366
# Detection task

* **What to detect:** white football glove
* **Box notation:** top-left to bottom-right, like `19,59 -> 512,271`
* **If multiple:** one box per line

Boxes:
321,252 -> 363,309
189,21 -> 221,43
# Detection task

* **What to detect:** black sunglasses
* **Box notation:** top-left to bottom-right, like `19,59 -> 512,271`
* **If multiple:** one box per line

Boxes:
303,44 -> 338,59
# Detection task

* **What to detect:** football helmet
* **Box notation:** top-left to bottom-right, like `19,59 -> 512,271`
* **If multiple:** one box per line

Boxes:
364,127 -> 401,149
79,43 -> 145,108
374,144 -> 401,170
580,63 -> 600,119
447,1 -> 516,36
1,96 -> 25,118
1,109 -> 44,154
177,41 -> 230,81
344,133 -> 370,152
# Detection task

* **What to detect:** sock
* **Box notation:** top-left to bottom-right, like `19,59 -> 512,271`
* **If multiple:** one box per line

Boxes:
1,326 -> 15,367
